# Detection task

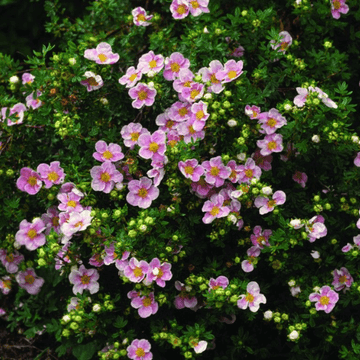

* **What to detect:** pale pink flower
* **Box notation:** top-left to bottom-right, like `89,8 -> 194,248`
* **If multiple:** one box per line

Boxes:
2,103 -> 27,126
22,73 -> 35,85
190,177 -> 213,197
132,7 -> 153,26
170,0 -> 190,19
254,190 -> 286,215
198,60 -> 225,94
60,210 -> 93,238
163,52 -> 190,81
331,0 -> 349,19
237,281 -> 266,312
258,108 -> 287,135
305,215 -> 327,243
177,117 -> 205,144
138,51 -> 164,74
332,267 -> 353,291
69,265 -> 100,295
178,159 -> 204,182
256,133 -> 283,156
26,90 -> 42,109
16,167 -> 42,195
173,68 -> 195,93
193,340 -> 208,354
270,31 -> 292,53
216,59 -> 243,83
57,192 -> 83,213
227,160 -> 242,183
129,83 -> 157,109
290,286 -> 301,297
124,257 -> 149,283
238,158 -> 262,184
293,171 -> 308,188
118,66 -> 142,88
0,276 -> 12,295
190,100 -> 209,123
67,297 -> 80,312
354,152 -> 360,167
241,246 -> 261,273
146,258 -> 173,287
189,0 -> 209,16
174,281 -> 198,309
245,105 -> 261,119
202,156 -> 231,187
0,250 -> 24,274
121,122 -> 150,149
155,112 -> 178,133
37,161 -> 65,188
93,140 -> 124,163
147,160 -> 166,187
231,45 -> 245,57
126,177 -> 159,209
252,149 -> 273,171
209,276 -> 229,291
131,292 -> 158,318
90,161 -> 123,193
168,101 -> 191,122
16,268 -> 44,295
138,130 -> 166,162
115,251 -> 130,271
250,226 -> 272,249
15,218 -> 46,251
314,87 -> 338,109
309,286 -> 339,313
89,252 -> 104,267
80,71 -> 104,91
202,194 -> 230,224
84,42 -> 119,64
127,339 -> 153,360
293,87 -> 312,107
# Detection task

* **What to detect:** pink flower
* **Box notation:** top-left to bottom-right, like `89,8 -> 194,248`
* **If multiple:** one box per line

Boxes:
89,252 -> 104,267
84,42 -> 119,64
90,161 -> 123,193
314,87 -> 338,109
245,105 -> 261,119
155,112 -> 178,133
119,66 -> 142,88
60,210 -> 93,238
332,267 -> 353,291
2,103 -> 26,126
132,7 -> 153,26
216,59 -> 243,83
138,130 -> 166,162
67,297 -> 80,312
254,190 -> 286,215
57,191 -> 83,213
198,60 -> 225,94
127,177 -> 159,209
331,0 -> 349,19
0,276 -> 12,295
121,122 -> 150,149
174,281 -> 198,309
209,276 -> 229,291
270,31 -> 292,53
16,167 -> 42,195
177,117 -> 205,144
237,281 -> 266,312
231,45 -> 245,57
147,161 -> 166,187
26,90 -> 42,109
127,339 -> 153,360
258,108 -> 287,135
168,101 -> 191,122
124,257 -> 149,283
170,0 -> 190,19
189,0 -> 209,16
202,156 -> 231,187
252,149 -> 273,171
309,286 -> 339,313
131,292 -> 158,318
178,159 -> 204,182
354,152 -> 360,167
69,265 -> 100,295
250,226 -> 272,249
173,68 -> 195,93
293,171 -> 308,188
15,218 -> 46,251
190,176 -> 213,197
256,133 -> 284,156
16,268 -> 44,295
241,246 -> 261,273
290,286 -> 301,297
0,250 -> 24,274
22,73 -> 35,85
37,161 -> 65,188
305,215 -> 327,242
227,160 -> 242,183
293,87 -> 312,107
115,251 -> 131,270
138,51 -> 164,74
202,194 -> 230,224
146,258 -> 173,287
163,52 -> 190,81
238,158 -> 262,184
129,83 -> 157,109
80,71 -> 104,91
93,140 -> 124,162
181,82 -> 204,103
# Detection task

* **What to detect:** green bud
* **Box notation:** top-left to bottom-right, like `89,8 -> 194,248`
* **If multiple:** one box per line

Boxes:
214,28 -> 222,35
101,212 -> 109,219
70,322 -> 79,330
313,98 -> 320,105
128,230 -> 137,238
234,257 -> 240,264
274,317 -> 281,323
119,350 -> 127,356
113,209 -> 121,218
281,314 -> 289,321
74,315 -> 82,322
289,326 -> 295,332
331,238 -> 337,245
37,259 -> 47,266
324,203 -> 331,210
145,216 -> 154,225
313,195 -> 320,202
223,101 -> 231,108
224,90 -> 232,97
62,329 -> 71,337
352,250 -> 358,257
350,198 -> 357,204
230,295 -> 238,303
309,308 -> 317,315
6,169 -> 14,177
199,284 -> 207,291
295,323 -> 303,330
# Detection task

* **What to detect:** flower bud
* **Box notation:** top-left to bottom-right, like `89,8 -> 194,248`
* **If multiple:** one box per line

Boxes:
9,75 -> 19,84
311,135 -> 320,143
68,58 -> 76,66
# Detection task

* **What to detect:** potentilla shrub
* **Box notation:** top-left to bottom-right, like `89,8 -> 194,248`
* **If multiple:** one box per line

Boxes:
1,0 -> 360,359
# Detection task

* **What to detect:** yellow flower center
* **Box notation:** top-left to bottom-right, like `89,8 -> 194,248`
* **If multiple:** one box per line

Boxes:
98,53 -> 108,63
245,293 -> 254,303
170,62 -> 180,73
188,125 -> 196,134
178,107 -> 188,116
74,221 -> 84,228
196,110 -> 204,120
129,73 -> 137,82
4,280 -> 11,289
142,297 -> 152,307
157,268 -> 164,278
131,132 -> 140,141
280,42 -> 288,50
87,77 -> 98,86
210,167 -> 220,176
319,296 -> 330,306
149,142 -> 159,153
339,275 -> 347,283
267,199 -> 276,208
149,60 -> 157,68
81,274 -> 90,285
252,111 -> 258,118
138,188 -> 148,198
5,254 -> 14,262
138,90 -> 148,101
177,5 -> 186,15
190,89 -> 200,100
184,80 -> 192,87
48,171 -> 59,182
266,118 -> 277,128
103,150 -> 113,160
25,274 -> 35,285
210,74 -> 219,84
228,70 -> 237,79
210,206 -> 220,216
184,166 -> 194,175
244,169 -> 253,178
135,348 -> 146,357
169,140 -> 177,147
191,1 -> 199,9
229,170 -> 236,180
257,236 -> 266,245
133,267 -> 143,277
67,200 -> 77,208
333,0 -> 341,10
101,172 -> 111,182
52,217 -> 59,226
27,176 -> 37,186
166,120 -> 174,129
27,229 -> 37,239
137,14 -> 146,22
267,141 -> 277,150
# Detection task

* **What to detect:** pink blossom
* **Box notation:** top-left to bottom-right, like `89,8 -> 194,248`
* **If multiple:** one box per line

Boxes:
181,82 -> 204,103
26,90 -> 42,109
132,7 -> 153,26
138,130 -> 166,162
309,286 -> 339,313
331,0 -> 349,19
258,108 -> 287,135
0,250 -> 24,274
115,251 -> 130,271
190,176 -> 213,197
147,160 -> 166,187
354,152 -> 360,167
57,192 -> 83,213
245,105 -> 261,119
314,87 -> 338,109
22,73 -> 35,85
89,252 -> 104,267
174,281 -> 198,309
241,246 -> 261,273
178,159 -> 204,182
305,215 -> 327,242
69,265 -> 100,295
16,268 -> 44,295
238,158 -> 262,184
270,31 -> 292,53
168,101 -> 191,122
55,243 -> 71,270
173,68 -> 194,93
146,258 -> 173,287
163,52 -> 190,81
121,122 -> 150,149
170,0 -> 190,19
131,292 -> 158,318
155,112 -> 178,133
209,276 -> 229,291
84,42 -> 119,64
138,51 -> 164,74
177,117 -> 205,143
129,83 -> 157,109
293,87 -> 312,107
231,45 -> 245,57
2,103 -> 27,126
126,177 -> 159,209
67,297 -> 80,312
189,0 -> 209,16
15,218 -> 46,251
227,160 -> 242,183
256,133 -> 283,156
16,167 -> 42,195
118,66 -> 142,88
254,190 -> 286,215
252,149 -> 273,171
124,257 -> 149,283
198,60 -> 225,94
290,286 -> 301,297
190,100 -> 209,123
237,281 -> 266,312
90,161 -> 123,193
127,339 -> 153,360
93,140 -> 124,163
202,194 -> 230,224
332,267 -> 353,291
80,71 -> 104,91
193,340 -> 208,354
37,161 -> 65,188
293,171 -> 308,188
250,226 -> 272,249
202,156 -> 231,187
216,60 -> 243,83
60,210 -> 93,238
0,276 -> 12,295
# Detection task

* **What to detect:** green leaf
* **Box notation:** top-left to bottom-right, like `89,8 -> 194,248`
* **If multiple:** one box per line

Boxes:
72,342 -> 98,360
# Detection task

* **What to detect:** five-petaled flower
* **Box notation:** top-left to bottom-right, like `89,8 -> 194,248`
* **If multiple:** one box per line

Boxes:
129,83 -> 157,109
126,177 -> 159,209
237,281 -> 266,312
127,339 -> 153,360
84,42 -> 119,64
16,268 -> 44,295
309,285 -> 339,313
69,265 -> 100,295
